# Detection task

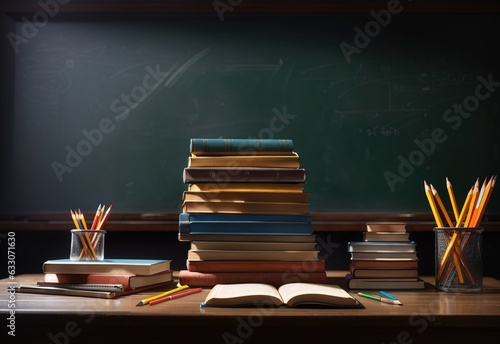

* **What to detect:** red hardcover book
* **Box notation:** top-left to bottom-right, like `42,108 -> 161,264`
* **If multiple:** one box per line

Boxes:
41,270 -> 173,290
187,260 -> 325,273
178,270 -> 327,287
350,260 -> 419,269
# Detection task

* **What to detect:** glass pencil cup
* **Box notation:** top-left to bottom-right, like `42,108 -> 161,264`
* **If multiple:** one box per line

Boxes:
70,229 -> 106,261
434,227 -> 483,292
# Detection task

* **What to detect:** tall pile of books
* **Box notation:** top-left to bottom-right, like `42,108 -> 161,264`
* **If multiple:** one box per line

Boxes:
177,138 -> 326,287
345,222 -> 425,290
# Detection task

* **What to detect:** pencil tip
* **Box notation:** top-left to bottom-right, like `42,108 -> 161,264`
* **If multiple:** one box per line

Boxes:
136,302 -> 144,306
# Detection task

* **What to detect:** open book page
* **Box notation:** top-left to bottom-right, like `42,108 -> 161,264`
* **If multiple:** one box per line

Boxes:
278,283 -> 359,307
203,283 -> 284,307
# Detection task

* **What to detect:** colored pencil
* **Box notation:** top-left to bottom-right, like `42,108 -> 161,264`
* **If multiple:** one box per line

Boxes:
90,204 -> 102,230
358,292 -> 402,305
446,177 -> 459,223
149,288 -> 202,306
136,285 -> 189,306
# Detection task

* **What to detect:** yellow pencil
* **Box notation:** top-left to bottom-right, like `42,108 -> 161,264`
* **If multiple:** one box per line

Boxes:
430,184 -> 454,227
455,187 -> 473,227
464,179 -> 480,228
446,177 -> 459,223
424,181 -> 443,227
136,285 -> 189,306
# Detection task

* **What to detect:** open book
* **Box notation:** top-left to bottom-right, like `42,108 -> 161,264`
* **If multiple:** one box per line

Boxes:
201,283 -> 361,308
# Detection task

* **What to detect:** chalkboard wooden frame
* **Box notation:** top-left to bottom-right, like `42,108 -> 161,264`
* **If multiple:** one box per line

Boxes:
1,1 -> 499,231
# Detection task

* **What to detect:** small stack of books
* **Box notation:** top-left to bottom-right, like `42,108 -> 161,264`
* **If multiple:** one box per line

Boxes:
22,259 -> 175,298
345,222 -> 425,290
178,138 -> 326,287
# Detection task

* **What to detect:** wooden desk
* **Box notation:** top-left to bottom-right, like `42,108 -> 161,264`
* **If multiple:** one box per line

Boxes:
2,272 -> 499,344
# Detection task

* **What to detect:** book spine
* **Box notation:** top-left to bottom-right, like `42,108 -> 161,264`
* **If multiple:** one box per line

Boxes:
179,220 -> 314,235
178,271 -> 327,287
187,260 -> 325,273
190,139 -> 294,153
179,212 -> 312,223
187,156 -> 300,168
183,168 -> 306,183
43,273 -> 132,290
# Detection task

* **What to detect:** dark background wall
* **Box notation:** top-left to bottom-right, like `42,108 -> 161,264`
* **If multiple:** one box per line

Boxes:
1,1 -> 499,280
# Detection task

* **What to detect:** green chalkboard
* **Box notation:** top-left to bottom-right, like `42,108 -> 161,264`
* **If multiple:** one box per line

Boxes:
3,13 -> 500,213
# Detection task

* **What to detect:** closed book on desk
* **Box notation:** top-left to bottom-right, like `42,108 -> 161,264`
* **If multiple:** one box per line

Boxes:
187,154 -> 300,168
187,249 -> 319,261
186,260 -> 325,273
350,260 -> 419,270
182,191 -> 310,204
345,274 -> 425,290
363,232 -> 411,242
190,138 -> 294,155
179,212 -> 313,235
188,182 -> 304,193
350,252 -> 418,261
201,282 -> 359,308
179,233 -> 317,243
190,241 -> 317,251
42,259 -> 171,275
41,270 -> 173,290
348,241 -> 416,253
16,280 -> 177,299
366,222 -> 407,232
348,265 -> 418,279
182,200 -> 309,214
179,271 -> 327,287
183,167 -> 306,183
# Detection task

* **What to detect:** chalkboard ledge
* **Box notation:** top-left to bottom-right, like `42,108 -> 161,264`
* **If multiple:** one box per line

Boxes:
1,213 -> 499,232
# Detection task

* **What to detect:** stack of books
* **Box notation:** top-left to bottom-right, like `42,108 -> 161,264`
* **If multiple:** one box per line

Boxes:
345,222 -> 425,290
22,258 -> 175,298
178,138 -> 326,287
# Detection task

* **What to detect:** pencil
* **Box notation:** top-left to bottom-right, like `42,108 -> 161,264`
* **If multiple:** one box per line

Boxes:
97,204 -> 113,230
90,204 -> 102,230
446,177 -> 459,223
136,285 -> 189,306
455,186 -> 473,227
357,292 -> 402,305
424,181 -> 444,227
430,184 -> 454,227
464,179 -> 479,228
149,288 -> 202,306
471,176 -> 495,228
379,291 -> 398,301
78,209 -> 88,230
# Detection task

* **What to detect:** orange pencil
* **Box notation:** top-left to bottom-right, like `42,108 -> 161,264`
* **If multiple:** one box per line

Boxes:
471,176 -> 496,228
464,179 -> 479,228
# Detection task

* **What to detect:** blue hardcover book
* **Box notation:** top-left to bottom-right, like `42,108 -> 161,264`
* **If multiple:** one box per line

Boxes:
190,138 -> 294,154
178,213 -> 313,235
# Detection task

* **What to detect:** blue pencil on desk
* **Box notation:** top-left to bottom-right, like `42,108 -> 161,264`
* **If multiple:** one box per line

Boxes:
358,292 -> 402,305
379,291 -> 399,301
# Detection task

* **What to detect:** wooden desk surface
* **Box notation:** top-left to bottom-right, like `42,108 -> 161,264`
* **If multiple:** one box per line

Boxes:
2,272 -> 499,344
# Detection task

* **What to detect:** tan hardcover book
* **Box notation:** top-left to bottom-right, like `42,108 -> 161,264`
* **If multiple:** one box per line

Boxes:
182,191 -> 310,203
187,249 -> 319,261
366,222 -> 407,232
190,241 -> 317,251
187,153 -> 300,168
182,201 -> 309,214
188,183 -> 304,193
